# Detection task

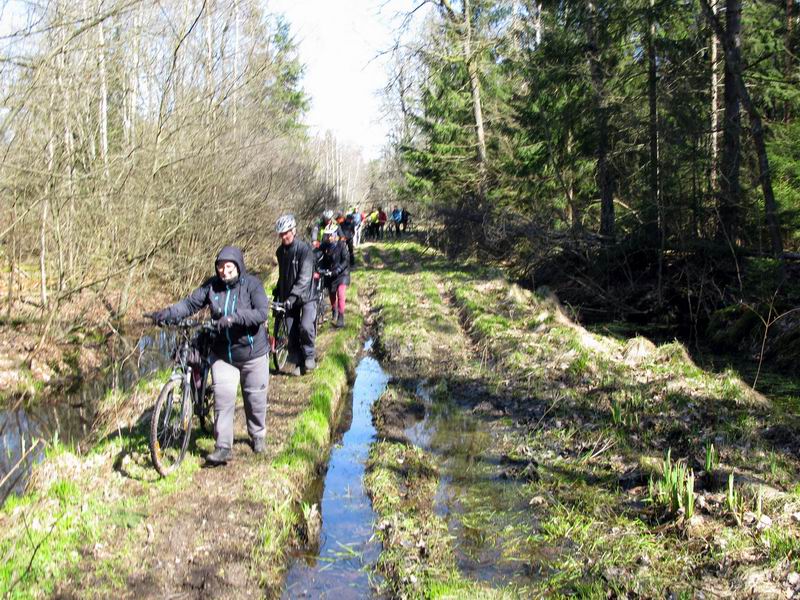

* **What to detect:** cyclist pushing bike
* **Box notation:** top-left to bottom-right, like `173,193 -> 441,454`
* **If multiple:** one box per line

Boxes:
274,214 -> 317,376
319,225 -> 350,328
148,246 -> 269,466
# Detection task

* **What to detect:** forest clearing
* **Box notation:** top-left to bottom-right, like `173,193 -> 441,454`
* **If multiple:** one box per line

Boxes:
2,0 -> 800,597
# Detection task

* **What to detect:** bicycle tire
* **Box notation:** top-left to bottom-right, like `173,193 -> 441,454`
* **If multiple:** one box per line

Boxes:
316,294 -> 327,327
272,317 -> 290,372
150,376 -> 192,476
198,370 -> 215,435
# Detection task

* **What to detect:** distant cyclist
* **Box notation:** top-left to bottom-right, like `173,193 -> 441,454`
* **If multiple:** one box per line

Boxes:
311,209 -> 341,249
319,225 -> 351,328
391,206 -> 402,238
274,214 -> 317,376
149,246 -> 269,465
340,210 -> 357,266
401,207 -> 411,232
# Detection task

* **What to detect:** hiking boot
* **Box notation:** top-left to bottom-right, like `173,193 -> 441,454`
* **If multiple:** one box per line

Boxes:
252,437 -> 266,454
336,313 -> 345,328
332,309 -> 339,323
304,358 -> 316,372
289,364 -> 302,377
205,447 -> 232,465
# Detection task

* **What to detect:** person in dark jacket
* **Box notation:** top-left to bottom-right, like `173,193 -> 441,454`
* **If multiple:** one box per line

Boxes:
149,246 -> 269,465
274,214 -> 317,375
339,211 -> 357,266
401,207 -> 411,232
320,226 -> 351,328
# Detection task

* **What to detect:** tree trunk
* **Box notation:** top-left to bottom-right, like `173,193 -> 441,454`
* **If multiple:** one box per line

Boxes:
701,0 -> 783,257
710,0 -> 721,192
98,5 -> 110,187
462,0 -> 488,186
438,0 -> 488,198
587,0 -> 615,240
718,0 -> 742,245
647,0 -> 664,303
647,0 -> 660,230
786,0 -> 794,121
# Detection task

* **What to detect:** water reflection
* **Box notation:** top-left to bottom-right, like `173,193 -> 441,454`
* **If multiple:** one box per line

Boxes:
282,342 -> 388,599
407,383 -> 537,588
0,327 -> 175,505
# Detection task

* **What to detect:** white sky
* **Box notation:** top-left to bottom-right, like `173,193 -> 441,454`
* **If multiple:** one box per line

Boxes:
267,0 -> 419,160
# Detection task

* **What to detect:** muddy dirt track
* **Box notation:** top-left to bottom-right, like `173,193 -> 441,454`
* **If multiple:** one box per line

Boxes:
50,322 -> 355,600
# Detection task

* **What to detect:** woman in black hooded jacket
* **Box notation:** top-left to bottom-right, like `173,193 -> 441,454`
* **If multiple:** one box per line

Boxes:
319,227 -> 350,328
149,246 -> 269,465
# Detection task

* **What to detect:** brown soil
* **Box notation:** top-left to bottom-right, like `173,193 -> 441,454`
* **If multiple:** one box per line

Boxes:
371,385 -> 425,444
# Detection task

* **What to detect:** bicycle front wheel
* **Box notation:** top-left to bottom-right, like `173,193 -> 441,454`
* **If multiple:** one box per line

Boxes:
150,376 -> 192,476
272,317 -> 290,372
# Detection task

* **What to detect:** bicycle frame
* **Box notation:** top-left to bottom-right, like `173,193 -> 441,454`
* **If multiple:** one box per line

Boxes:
163,321 -> 215,427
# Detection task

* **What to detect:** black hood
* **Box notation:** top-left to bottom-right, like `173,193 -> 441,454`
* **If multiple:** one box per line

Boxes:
215,245 -> 246,276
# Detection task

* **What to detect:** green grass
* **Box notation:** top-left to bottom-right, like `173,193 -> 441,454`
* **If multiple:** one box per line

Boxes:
0,433 -> 196,598
250,280 -> 364,586
360,239 -> 800,597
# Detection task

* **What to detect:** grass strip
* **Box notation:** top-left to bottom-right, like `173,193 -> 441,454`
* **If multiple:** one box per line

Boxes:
250,279 -> 364,591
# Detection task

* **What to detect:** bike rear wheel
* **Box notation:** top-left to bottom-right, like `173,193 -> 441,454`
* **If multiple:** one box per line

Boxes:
198,371 -> 215,435
272,317 -> 290,372
150,376 -> 192,476
316,294 -> 327,327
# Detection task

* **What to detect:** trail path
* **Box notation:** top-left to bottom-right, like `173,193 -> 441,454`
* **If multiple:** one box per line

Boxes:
52,325 -> 352,599
363,240 -> 800,598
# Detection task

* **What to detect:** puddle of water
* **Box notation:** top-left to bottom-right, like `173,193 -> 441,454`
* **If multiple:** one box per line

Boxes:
0,328 -> 174,504
406,383 -> 538,588
282,341 -> 389,600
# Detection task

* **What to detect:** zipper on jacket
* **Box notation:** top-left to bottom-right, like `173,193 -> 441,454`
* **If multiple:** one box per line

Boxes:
224,289 -> 233,362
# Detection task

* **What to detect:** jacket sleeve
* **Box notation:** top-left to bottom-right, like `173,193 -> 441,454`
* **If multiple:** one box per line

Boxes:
332,244 -> 349,277
235,277 -> 269,326
289,245 -> 314,301
164,282 -> 209,321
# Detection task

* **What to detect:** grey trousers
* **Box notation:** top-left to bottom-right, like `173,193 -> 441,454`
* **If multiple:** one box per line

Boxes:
210,354 -> 268,450
285,301 -> 317,364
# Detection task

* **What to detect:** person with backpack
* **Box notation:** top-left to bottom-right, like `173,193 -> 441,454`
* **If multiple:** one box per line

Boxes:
401,207 -> 411,232
377,207 -> 388,240
391,206 -> 402,238
350,207 -> 363,247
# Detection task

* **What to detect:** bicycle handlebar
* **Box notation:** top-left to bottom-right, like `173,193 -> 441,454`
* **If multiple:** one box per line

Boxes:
145,314 -> 217,330
271,302 -> 287,313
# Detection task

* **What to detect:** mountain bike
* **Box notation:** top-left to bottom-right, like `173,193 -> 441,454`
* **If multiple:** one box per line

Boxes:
270,301 -> 289,372
314,269 -> 332,328
145,317 -> 216,476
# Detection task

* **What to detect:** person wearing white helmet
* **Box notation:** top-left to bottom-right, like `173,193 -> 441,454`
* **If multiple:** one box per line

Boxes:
274,214 -> 317,375
319,225 -> 350,327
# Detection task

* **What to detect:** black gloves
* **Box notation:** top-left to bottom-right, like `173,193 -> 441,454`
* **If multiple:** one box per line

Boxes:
216,315 -> 237,330
148,309 -> 171,325
284,296 -> 296,311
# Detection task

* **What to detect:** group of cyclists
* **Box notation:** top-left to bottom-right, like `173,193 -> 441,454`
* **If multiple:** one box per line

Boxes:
148,205 -> 388,467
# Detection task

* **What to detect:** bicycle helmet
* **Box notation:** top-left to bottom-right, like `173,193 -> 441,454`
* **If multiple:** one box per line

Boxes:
322,209 -> 334,221
275,214 -> 296,233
